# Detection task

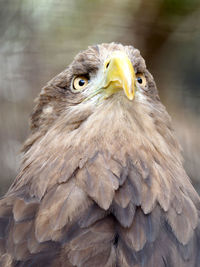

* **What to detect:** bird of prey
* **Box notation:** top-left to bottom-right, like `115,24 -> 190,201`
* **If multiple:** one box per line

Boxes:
0,43 -> 199,267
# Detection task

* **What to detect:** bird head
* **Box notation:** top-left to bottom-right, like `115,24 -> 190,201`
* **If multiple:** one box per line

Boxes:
72,50 -> 136,101
68,43 -> 158,105
29,43 -> 161,136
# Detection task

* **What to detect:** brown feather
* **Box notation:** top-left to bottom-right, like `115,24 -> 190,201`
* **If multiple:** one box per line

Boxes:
167,205 -> 192,245
78,203 -> 107,228
120,208 -> 147,251
114,179 -> 132,208
13,198 -> 38,222
127,164 -> 142,206
13,221 -> 32,244
76,152 -> 119,210
112,201 -> 135,228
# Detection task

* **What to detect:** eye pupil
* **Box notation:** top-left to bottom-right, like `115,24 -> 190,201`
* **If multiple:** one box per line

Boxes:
137,77 -> 143,84
79,79 -> 85,86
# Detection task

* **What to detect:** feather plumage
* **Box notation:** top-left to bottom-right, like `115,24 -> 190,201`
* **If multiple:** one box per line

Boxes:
0,43 -> 199,267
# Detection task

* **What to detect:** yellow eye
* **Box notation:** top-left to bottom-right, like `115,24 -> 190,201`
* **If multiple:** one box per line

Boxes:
73,76 -> 89,91
136,73 -> 147,87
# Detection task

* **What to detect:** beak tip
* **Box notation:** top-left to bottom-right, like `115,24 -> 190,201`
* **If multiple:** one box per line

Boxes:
128,95 -> 134,101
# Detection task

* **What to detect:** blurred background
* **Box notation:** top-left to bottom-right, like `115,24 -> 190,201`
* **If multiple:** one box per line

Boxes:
0,0 -> 200,196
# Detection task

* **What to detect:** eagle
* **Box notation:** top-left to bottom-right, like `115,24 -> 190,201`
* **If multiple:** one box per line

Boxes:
0,43 -> 199,267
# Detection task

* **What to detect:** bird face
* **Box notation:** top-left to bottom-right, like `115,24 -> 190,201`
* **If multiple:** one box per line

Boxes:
72,51 -> 136,101
69,44 -> 153,106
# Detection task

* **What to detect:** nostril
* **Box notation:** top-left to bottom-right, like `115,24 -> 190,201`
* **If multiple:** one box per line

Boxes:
106,61 -> 110,69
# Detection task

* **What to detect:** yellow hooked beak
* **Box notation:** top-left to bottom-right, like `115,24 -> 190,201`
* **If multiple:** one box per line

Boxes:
103,51 -> 136,100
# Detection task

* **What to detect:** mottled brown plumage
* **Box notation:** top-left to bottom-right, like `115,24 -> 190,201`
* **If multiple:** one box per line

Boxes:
0,43 -> 200,267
